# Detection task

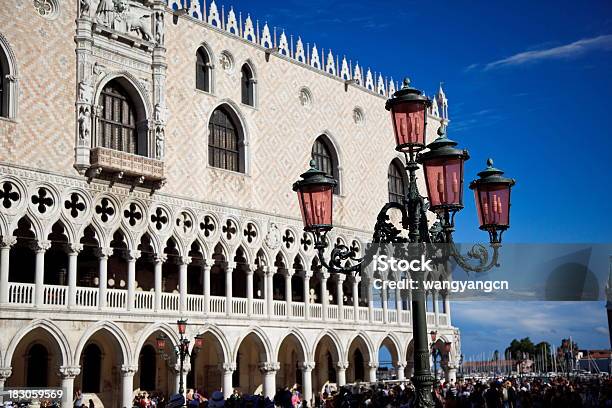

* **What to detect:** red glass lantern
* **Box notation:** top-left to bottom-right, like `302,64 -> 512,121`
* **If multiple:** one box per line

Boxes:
293,160 -> 337,232
418,125 -> 469,212
155,334 -> 167,351
430,330 -> 438,342
194,334 -> 204,350
469,159 -> 515,239
385,78 -> 431,152
177,319 -> 187,335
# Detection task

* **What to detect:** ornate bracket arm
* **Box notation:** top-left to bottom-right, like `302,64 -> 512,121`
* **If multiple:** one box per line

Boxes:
449,242 -> 501,273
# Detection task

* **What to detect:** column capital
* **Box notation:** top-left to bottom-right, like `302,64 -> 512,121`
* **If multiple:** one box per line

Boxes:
303,270 -> 313,279
0,366 -> 12,379
301,361 -> 315,371
127,249 -> 141,261
95,246 -> 113,258
395,361 -> 407,369
259,361 -> 280,373
31,239 -> 52,253
337,361 -> 349,370
245,267 -> 255,276
368,361 -> 379,369
222,362 -> 236,372
265,266 -> 277,275
120,365 -> 138,377
320,271 -> 330,280
336,273 -> 346,283
0,235 -> 17,248
284,268 -> 295,277
352,275 -> 361,284
68,242 -> 83,255
154,254 -> 168,264
225,261 -> 237,270
204,258 -> 215,268
180,255 -> 192,266
58,365 -> 81,379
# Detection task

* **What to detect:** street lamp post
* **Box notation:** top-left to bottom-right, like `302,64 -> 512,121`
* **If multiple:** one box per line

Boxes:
156,320 -> 204,406
292,78 -> 516,408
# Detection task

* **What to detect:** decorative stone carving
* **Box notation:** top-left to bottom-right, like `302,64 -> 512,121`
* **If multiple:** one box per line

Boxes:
353,107 -> 364,125
299,87 -> 312,107
78,106 -> 91,142
263,222 -> 281,250
96,0 -> 153,42
259,361 -> 280,373
80,0 -> 92,18
155,126 -> 165,160
78,80 -> 93,103
58,366 -> 81,379
155,11 -> 164,45
33,0 -> 59,19
154,103 -> 167,124
219,51 -> 234,73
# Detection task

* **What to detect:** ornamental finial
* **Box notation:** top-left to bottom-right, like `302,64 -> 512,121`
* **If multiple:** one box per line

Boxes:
487,158 -> 494,168
402,77 -> 411,89
437,124 -> 446,137
309,159 -> 317,169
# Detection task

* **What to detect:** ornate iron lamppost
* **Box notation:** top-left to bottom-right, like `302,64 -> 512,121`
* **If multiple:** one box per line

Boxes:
156,319 -> 204,405
292,78 -> 516,407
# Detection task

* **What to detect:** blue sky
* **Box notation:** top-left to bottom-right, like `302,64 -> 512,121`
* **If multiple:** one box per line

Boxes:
219,0 -> 612,359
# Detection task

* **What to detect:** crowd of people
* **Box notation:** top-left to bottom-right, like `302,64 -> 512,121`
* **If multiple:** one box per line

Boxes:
103,375 -> 612,408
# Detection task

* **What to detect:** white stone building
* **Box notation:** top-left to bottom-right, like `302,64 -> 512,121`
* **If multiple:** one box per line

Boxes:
0,0 -> 460,407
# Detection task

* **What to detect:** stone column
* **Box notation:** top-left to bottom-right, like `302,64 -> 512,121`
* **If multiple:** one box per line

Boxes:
179,256 -> 191,313
336,274 -> 345,321
67,243 -> 82,308
59,366 -> 80,408
352,275 -> 360,322
301,362 -> 314,406
321,271 -> 329,321
0,367 -> 12,405
222,362 -> 235,399
126,250 -> 140,311
303,271 -> 311,320
407,280 -> 413,324
396,285 -> 402,325
368,362 -> 378,383
96,247 -> 112,309
154,254 -> 166,312
260,362 -> 279,399
0,236 -> 16,304
395,361 -> 407,381
265,266 -> 276,316
381,284 -> 388,323
432,290 -> 439,325
225,261 -> 235,316
246,267 -> 254,316
203,259 -> 212,314
337,362 -> 348,386
33,240 -> 51,306
285,268 -> 293,318
121,365 -> 136,408
367,277 -> 374,323
443,291 -> 452,326
445,365 -> 457,383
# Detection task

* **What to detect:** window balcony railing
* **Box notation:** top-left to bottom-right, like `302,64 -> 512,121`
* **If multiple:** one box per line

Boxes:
1,282 -> 455,329
89,147 -> 165,186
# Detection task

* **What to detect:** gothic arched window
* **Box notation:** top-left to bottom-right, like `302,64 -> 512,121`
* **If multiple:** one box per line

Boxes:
208,106 -> 244,173
241,63 -> 256,106
388,159 -> 407,203
196,46 -> 212,92
26,344 -> 48,387
312,135 -> 339,194
0,49 -> 7,118
97,79 -> 146,156
0,36 -> 16,119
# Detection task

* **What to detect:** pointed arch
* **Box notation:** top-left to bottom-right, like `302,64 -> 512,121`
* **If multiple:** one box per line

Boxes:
388,158 -> 408,204
274,329 -> 309,362
377,333 -> 403,365
232,327 -> 273,363
240,60 -> 257,107
312,329 -> 343,362
4,319 -> 72,367
0,31 -> 18,118
207,101 -> 249,174
132,322 -> 181,366
312,133 -> 341,195
196,43 -> 215,93
74,320 -> 132,367
345,331 -> 375,363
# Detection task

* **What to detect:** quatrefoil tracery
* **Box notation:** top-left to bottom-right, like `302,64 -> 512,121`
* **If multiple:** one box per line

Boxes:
31,187 -> 54,214
0,182 -> 20,209
64,193 -> 86,219
95,197 -> 115,223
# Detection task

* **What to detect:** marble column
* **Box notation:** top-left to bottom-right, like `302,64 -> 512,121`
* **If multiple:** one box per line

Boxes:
446,365 -> 457,383
433,290 -> 439,326
33,240 -> 51,306
395,361 -> 407,381
179,255 -> 191,313
352,275 -> 360,322
0,236 -> 16,304
59,366 -> 80,408
225,261 -> 235,315
381,284 -> 388,323
203,259 -> 212,314
321,271 -> 329,321
0,367 -> 12,405
222,362 -> 235,399
337,361 -> 348,386
301,362 -> 314,406
303,272 -> 311,320
246,268 -> 254,316
260,362 -> 279,399
121,365 -> 136,408
368,362 -> 378,383
396,285 -> 402,325
336,274 -> 345,321
96,247 -> 112,309
285,268 -> 293,318
265,266 -> 276,316
367,277 -> 374,323
126,250 -> 141,311
154,254 -> 166,312
67,243 -> 82,308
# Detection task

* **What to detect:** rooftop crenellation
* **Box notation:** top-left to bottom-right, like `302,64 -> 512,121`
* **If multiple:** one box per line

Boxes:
167,0 -> 448,119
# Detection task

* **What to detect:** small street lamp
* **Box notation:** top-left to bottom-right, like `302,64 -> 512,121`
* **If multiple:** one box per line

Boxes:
156,320 -> 204,406
292,77 -> 516,407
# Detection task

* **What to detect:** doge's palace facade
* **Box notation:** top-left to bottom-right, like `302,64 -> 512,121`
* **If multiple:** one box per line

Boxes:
0,0 -> 459,406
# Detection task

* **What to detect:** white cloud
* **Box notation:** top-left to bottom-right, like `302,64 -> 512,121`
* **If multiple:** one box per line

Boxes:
480,34 -> 612,71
